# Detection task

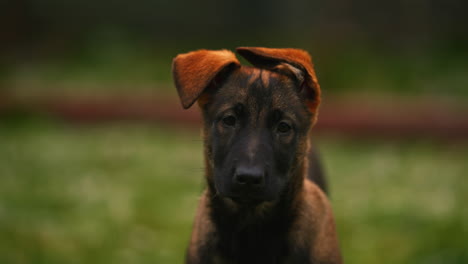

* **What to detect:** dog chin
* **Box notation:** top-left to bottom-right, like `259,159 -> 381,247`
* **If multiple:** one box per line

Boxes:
221,196 -> 277,216
230,196 -> 265,205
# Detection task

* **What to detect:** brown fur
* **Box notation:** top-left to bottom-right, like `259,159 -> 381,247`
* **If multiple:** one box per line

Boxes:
172,47 -> 342,264
172,49 -> 240,109
288,180 -> 342,263
236,47 -> 321,119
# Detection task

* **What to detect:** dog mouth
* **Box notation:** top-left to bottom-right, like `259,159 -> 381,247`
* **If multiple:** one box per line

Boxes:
215,186 -> 277,206
223,191 -> 276,206
230,196 -> 264,205
213,173 -> 278,205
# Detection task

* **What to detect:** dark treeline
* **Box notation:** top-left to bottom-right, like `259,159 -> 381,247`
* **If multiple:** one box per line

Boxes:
1,0 -> 467,57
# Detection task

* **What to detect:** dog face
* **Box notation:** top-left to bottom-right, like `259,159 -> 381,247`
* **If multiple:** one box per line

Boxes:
172,47 -> 321,205
203,67 -> 312,203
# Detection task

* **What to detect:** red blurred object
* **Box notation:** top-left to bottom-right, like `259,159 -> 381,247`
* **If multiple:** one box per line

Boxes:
1,93 -> 467,140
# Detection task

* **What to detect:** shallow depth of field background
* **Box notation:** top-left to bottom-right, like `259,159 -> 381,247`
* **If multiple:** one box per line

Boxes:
1,1 -> 468,264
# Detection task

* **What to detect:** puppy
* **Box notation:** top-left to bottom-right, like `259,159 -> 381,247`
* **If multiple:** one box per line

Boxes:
172,47 -> 342,264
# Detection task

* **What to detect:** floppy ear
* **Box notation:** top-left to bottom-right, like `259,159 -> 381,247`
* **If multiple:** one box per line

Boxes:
172,49 -> 240,109
236,47 -> 321,114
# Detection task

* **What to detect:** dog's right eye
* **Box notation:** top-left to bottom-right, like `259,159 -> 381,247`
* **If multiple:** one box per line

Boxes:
222,115 -> 236,127
277,121 -> 292,134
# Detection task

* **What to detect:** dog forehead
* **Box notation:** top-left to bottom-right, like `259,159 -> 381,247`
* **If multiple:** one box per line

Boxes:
213,66 -> 299,111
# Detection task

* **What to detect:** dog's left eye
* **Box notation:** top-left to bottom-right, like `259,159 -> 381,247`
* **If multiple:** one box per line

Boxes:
277,121 -> 292,134
222,115 -> 236,127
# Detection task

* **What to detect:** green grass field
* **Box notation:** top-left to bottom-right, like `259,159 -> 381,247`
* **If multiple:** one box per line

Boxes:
0,121 -> 467,264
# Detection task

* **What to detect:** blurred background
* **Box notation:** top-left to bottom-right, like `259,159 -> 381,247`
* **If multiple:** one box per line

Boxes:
1,0 -> 467,263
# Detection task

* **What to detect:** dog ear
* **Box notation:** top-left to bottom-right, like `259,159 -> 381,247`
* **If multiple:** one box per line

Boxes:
236,47 -> 321,114
172,49 -> 241,109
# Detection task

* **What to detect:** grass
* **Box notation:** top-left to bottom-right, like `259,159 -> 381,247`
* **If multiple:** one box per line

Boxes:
324,138 -> 468,263
0,121 -> 467,264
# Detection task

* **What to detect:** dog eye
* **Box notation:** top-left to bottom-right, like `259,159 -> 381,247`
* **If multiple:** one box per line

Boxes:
277,121 -> 292,134
222,115 -> 236,127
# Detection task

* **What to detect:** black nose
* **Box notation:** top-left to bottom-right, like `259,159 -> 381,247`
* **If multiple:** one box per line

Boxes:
233,166 -> 265,187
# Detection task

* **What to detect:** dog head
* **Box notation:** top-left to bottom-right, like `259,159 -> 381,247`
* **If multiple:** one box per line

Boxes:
172,47 -> 321,205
